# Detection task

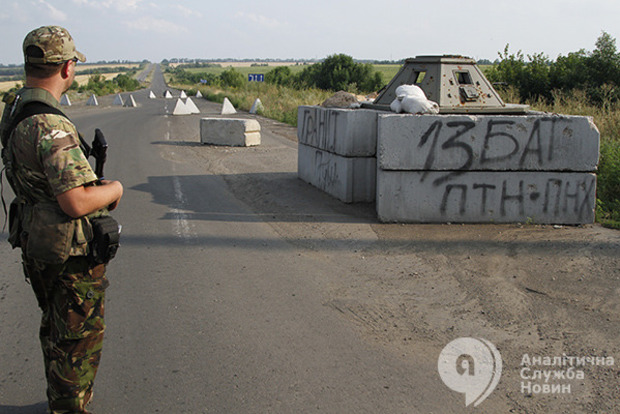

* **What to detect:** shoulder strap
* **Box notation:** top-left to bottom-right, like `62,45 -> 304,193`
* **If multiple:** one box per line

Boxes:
5,100 -> 91,156
9,101 -> 66,130
0,100 -> 91,226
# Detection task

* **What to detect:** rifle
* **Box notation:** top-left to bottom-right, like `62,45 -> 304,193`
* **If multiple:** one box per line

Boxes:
91,128 -> 108,179
81,128 -> 107,179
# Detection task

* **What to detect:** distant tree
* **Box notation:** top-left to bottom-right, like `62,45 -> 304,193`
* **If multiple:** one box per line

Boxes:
297,54 -> 384,93
588,31 -> 620,89
549,49 -> 590,91
265,66 -> 292,86
219,68 -> 245,88
114,73 -> 140,91
487,32 -> 620,103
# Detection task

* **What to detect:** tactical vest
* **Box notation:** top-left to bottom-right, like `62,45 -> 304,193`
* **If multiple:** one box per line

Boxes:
1,88 -> 94,263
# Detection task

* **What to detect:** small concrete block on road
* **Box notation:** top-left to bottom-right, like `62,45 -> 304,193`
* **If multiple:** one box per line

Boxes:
297,106 -> 380,157
221,98 -> 237,115
378,114 -> 600,172
376,170 -> 596,224
298,143 -> 376,203
86,94 -> 98,106
200,118 -> 261,147
124,94 -> 137,108
250,98 -> 263,114
185,98 -> 200,114
113,94 -> 124,106
173,99 -> 191,116
60,94 -> 71,106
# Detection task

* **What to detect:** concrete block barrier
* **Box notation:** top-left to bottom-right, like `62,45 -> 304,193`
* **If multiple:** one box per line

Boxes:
298,144 -> 376,203
297,106 -> 380,156
296,104 -> 599,223
378,114 -> 600,172
201,118 -> 261,147
377,170 -> 596,224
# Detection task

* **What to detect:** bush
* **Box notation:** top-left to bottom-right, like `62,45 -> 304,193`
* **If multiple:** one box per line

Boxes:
296,54 -> 384,93
219,68 -> 245,88
486,47 -> 552,102
114,73 -> 140,91
76,71 -> 142,96
597,139 -> 620,226
265,66 -> 293,86
166,66 -> 219,85
488,32 -> 620,105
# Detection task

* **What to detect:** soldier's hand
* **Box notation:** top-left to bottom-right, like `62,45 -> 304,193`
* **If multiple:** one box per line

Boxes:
100,179 -> 123,211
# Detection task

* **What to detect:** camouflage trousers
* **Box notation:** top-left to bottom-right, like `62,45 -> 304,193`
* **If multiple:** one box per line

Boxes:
23,255 -> 109,414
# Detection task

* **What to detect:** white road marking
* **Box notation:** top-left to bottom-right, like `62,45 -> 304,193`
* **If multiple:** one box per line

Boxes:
171,174 -> 193,241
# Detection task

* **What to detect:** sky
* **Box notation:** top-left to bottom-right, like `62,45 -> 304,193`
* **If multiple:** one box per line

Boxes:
1,0 -> 619,65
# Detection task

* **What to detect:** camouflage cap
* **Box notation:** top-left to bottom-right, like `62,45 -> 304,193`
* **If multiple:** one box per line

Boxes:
23,26 -> 86,64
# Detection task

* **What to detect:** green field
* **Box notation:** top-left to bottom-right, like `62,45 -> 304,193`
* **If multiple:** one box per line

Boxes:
181,63 -> 402,83
182,64 -> 308,77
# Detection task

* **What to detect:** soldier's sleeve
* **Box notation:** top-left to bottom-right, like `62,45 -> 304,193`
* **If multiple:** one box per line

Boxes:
35,114 -> 98,196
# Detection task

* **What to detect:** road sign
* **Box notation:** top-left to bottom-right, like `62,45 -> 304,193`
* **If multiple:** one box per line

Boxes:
248,74 -> 265,82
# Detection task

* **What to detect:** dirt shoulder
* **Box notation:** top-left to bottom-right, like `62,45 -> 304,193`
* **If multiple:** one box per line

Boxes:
166,102 -> 620,413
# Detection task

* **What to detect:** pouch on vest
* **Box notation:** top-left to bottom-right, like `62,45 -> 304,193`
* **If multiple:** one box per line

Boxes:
89,215 -> 120,264
8,197 -> 24,249
26,203 -> 75,264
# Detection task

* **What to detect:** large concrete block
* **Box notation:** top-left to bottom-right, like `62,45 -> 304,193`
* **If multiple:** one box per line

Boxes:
378,114 -> 600,172
298,144 -> 376,203
201,118 -> 260,147
297,106 -> 380,156
377,170 -> 596,224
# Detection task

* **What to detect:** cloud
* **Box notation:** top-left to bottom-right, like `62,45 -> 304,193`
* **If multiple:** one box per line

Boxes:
39,0 -> 68,21
124,16 -> 188,35
101,0 -> 143,12
173,4 -> 202,19
235,12 -> 285,29
71,0 -> 143,12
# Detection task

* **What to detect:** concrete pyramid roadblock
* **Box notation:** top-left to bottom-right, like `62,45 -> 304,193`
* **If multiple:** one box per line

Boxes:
196,90 -> 203,98
164,90 -> 173,99
60,94 -> 71,106
250,98 -> 263,114
180,90 -> 187,99
113,94 -> 124,106
124,94 -> 137,107
86,94 -> 98,106
172,98 -> 191,115
185,97 -> 200,114
221,97 -> 236,115
149,91 -> 156,99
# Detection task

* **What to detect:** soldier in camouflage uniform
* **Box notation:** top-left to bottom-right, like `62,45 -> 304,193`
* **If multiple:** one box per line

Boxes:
0,26 -> 123,414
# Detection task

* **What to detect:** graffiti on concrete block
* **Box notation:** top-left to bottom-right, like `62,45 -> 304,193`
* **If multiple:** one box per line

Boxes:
439,176 -> 595,220
299,107 -> 341,152
313,148 -> 340,189
417,117 -> 565,186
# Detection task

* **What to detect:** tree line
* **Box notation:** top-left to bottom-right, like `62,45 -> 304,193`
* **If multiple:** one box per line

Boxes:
166,54 -> 385,94
486,32 -> 620,105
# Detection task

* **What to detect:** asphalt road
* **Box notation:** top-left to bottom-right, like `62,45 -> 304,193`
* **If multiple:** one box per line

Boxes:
0,65 -> 464,413
2,65 -> 619,414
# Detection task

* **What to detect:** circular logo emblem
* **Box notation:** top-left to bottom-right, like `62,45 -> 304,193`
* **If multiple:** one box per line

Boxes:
438,337 -> 502,406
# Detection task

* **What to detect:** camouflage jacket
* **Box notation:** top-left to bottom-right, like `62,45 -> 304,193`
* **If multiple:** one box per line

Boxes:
1,87 -> 99,261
